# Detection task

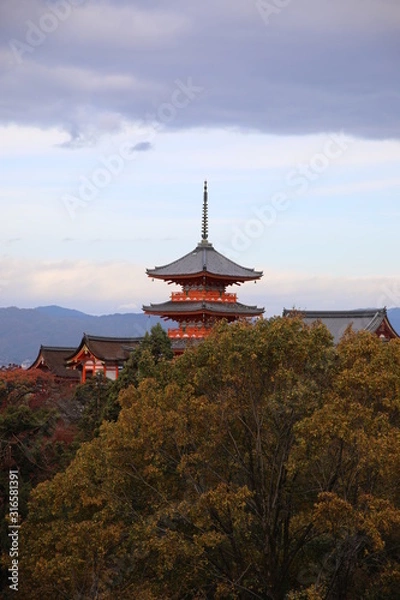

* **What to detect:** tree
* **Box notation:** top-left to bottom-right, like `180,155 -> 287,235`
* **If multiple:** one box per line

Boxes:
289,331 -> 400,599
0,370 -> 77,596
70,325 -> 174,440
103,323 -> 173,421
18,319 -> 400,599
73,374 -> 114,441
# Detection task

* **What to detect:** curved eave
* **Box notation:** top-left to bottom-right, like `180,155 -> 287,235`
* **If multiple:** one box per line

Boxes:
28,345 -> 47,370
373,315 -> 399,338
386,319 -> 399,338
147,271 -> 262,285
362,309 -> 398,337
143,301 -> 264,319
66,334 -> 143,364
66,343 -> 95,365
28,346 -> 80,378
65,335 -> 106,364
28,345 -> 77,370
146,243 -> 263,283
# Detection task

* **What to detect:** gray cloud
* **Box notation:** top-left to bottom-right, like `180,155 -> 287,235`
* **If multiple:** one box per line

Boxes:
1,0 -> 399,143
131,141 -> 153,152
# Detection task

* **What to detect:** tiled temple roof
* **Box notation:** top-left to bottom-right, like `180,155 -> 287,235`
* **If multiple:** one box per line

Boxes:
66,334 -> 143,364
143,300 -> 264,318
28,346 -> 80,379
283,308 -> 399,343
147,243 -> 263,284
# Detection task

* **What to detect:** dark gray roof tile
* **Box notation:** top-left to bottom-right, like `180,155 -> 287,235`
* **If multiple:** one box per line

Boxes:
283,308 -> 398,343
67,334 -> 143,363
144,300 -> 264,317
147,242 -> 262,282
29,346 -> 80,379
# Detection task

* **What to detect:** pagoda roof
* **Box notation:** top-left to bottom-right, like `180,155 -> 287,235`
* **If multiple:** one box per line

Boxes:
66,334 -> 143,364
146,242 -> 263,284
28,346 -> 80,380
143,300 -> 264,319
283,308 -> 399,344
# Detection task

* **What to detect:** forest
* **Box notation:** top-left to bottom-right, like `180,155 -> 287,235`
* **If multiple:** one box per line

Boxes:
1,318 -> 400,599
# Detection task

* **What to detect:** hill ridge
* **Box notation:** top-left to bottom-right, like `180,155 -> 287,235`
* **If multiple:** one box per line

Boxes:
0,306 -> 161,366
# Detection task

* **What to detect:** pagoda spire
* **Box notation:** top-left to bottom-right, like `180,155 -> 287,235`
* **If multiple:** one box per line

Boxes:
201,180 -> 209,243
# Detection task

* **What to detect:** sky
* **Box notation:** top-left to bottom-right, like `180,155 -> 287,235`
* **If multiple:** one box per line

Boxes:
1,0 -> 400,317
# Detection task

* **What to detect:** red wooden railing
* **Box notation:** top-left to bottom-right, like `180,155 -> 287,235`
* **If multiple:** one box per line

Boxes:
171,290 -> 237,303
168,327 -> 210,339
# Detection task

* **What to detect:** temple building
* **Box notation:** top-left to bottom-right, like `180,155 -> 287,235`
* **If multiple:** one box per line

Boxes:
282,308 -> 399,343
29,346 -> 80,381
64,334 -> 142,382
143,182 -> 264,347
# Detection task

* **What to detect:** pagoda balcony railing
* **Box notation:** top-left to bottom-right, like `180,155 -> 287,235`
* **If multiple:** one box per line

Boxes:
171,290 -> 237,303
168,326 -> 210,339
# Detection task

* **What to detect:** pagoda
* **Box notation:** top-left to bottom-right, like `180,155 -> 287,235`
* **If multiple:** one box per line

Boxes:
143,182 -> 264,346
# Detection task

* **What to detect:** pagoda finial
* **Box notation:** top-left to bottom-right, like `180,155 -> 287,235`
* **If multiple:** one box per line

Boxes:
202,180 -> 208,242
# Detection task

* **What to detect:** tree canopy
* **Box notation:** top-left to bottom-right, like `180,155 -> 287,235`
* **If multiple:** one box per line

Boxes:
0,369 -> 78,594
15,318 -> 400,599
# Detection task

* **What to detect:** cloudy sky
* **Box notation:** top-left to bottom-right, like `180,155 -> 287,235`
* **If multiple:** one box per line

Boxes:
1,0 -> 400,316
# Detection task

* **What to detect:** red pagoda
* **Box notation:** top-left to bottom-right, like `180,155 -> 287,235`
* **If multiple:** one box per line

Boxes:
143,182 -> 264,347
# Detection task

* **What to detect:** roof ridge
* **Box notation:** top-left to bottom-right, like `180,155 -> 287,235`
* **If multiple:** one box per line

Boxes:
41,346 -> 77,351
284,308 -> 385,317
83,333 -> 144,342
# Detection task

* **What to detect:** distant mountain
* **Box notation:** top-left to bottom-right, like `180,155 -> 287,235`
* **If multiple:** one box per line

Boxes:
0,306 -> 161,366
388,308 -> 400,335
35,305 -> 90,319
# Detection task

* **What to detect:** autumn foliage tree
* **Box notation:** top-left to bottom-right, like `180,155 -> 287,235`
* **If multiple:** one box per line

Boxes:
290,330 -> 400,599
0,369 -> 77,595
102,323 -> 174,423
68,324 -> 174,442
19,318 -> 400,599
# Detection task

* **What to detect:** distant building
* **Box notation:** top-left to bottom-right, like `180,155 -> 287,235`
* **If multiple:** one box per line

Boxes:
143,181 -> 264,350
282,308 -> 399,343
29,346 -> 80,381
64,334 -> 143,383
